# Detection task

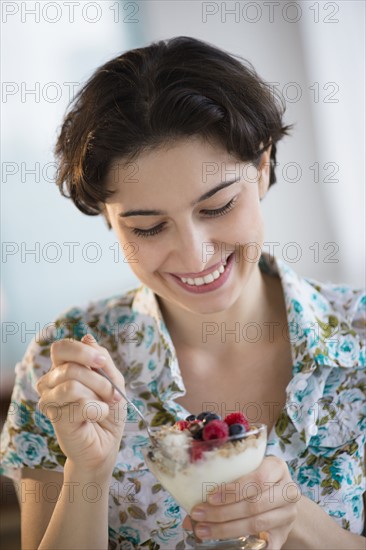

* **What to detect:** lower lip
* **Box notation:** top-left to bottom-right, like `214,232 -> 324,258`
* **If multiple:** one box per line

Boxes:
169,253 -> 235,294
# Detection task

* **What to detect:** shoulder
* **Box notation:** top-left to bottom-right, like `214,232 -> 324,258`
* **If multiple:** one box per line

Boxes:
276,253 -> 365,345
272,256 -> 365,376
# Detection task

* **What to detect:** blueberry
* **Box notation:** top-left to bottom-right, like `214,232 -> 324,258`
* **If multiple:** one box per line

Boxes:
229,423 -> 246,438
202,413 -> 221,424
197,412 -> 212,421
188,422 -> 202,435
193,428 -> 204,440
185,414 -> 196,422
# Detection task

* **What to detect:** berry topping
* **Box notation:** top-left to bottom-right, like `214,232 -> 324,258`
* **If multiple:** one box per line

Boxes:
192,427 -> 204,440
202,413 -> 221,424
228,423 -> 247,438
224,412 -> 250,431
197,411 -> 212,421
188,420 -> 203,436
185,414 -> 196,422
175,420 -> 189,431
202,419 -> 229,442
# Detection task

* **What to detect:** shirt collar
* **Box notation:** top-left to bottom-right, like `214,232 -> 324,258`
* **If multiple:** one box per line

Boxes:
127,254 -> 355,408
127,283 -> 183,399
259,254 -> 363,445
127,254 -> 361,443
130,252 -> 354,373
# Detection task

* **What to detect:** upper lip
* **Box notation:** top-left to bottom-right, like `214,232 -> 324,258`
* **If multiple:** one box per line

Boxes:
170,255 -> 230,279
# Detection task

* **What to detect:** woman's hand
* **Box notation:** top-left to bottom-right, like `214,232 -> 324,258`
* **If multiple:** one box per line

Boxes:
36,334 -> 127,477
183,456 -> 299,549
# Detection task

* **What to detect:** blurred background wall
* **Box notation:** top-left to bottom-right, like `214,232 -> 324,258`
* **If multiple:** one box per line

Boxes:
1,0 -> 365,392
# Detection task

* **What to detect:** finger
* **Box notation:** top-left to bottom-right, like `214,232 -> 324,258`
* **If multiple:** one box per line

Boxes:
193,503 -> 295,542
262,527 -> 290,550
40,375 -> 118,408
39,393 -> 111,427
182,515 -> 193,530
50,338 -> 107,369
82,334 -> 127,402
50,338 -> 125,390
81,333 -> 98,346
44,362 -> 121,404
206,456 -> 289,507
192,479 -> 299,522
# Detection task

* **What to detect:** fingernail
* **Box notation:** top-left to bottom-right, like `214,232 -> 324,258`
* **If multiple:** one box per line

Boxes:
191,508 -> 206,521
113,390 -> 123,402
195,525 -> 211,538
93,355 -> 106,367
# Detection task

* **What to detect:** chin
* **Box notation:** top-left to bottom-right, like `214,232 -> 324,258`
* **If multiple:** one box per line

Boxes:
177,287 -> 239,315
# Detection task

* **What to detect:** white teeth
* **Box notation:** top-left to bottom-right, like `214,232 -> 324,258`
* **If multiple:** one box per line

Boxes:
179,257 -> 229,286
203,273 -> 214,284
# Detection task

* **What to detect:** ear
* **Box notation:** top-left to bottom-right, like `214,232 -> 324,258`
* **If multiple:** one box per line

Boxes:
257,143 -> 272,200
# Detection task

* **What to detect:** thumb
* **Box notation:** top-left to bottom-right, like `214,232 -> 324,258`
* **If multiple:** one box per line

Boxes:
182,514 -> 193,531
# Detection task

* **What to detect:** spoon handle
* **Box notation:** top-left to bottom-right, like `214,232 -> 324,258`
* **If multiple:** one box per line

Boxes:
95,368 -> 156,445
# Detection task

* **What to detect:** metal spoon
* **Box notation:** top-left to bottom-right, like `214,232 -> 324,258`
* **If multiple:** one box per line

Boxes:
94,367 -> 157,447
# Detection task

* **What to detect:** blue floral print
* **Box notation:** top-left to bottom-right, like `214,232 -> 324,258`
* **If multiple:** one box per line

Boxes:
0,253 -> 365,548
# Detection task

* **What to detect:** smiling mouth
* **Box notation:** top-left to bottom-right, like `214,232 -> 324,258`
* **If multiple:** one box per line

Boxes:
172,254 -> 233,287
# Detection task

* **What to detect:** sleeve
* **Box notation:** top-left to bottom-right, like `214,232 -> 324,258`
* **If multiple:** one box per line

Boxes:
0,306 -> 94,484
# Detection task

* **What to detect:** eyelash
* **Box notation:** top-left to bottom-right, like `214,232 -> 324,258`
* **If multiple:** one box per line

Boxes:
131,197 -> 237,238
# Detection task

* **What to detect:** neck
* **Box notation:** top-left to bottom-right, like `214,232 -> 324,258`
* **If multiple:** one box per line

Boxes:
157,265 -> 278,356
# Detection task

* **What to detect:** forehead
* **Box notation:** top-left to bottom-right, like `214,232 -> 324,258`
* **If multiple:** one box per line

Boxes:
106,137 -> 241,199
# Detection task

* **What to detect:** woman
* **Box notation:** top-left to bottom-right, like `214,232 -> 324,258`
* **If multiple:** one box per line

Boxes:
1,36 -> 365,549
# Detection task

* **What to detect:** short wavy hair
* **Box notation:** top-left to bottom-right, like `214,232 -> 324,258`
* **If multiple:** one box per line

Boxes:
54,36 -> 292,229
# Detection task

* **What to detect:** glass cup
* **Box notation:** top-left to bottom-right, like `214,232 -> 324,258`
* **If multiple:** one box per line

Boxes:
143,423 -> 268,549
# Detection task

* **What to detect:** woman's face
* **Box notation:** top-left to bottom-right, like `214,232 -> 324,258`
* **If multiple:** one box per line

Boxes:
104,137 -> 271,315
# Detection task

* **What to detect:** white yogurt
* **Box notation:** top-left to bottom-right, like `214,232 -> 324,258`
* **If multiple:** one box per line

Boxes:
146,432 -> 267,513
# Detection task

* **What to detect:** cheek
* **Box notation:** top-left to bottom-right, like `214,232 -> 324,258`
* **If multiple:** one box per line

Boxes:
111,222 -> 167,273
117,234 -> 165,274
224,202 -> 264,244
107,221 -> 147,274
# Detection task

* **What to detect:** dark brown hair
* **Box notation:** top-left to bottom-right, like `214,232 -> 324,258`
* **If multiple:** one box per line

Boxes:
54,36 -> 292,229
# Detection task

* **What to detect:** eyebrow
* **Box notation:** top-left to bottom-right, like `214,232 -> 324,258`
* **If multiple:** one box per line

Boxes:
118,177 -> 240,217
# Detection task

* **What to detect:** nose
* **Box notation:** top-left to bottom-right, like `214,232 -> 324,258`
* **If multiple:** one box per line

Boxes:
170,221 -> 214,275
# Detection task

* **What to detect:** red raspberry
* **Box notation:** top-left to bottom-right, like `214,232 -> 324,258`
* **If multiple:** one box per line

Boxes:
202,420 -> 229,442
224,412 -> 250,431
175,420 -> 189,431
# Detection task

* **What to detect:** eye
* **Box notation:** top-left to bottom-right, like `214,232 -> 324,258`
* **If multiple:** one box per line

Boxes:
132,224 -> 165,238
201,197 -> 237,217
131,197 -> 237,238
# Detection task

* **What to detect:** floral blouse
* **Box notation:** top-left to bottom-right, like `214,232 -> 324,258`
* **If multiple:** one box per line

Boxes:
1,254 -> 365,549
